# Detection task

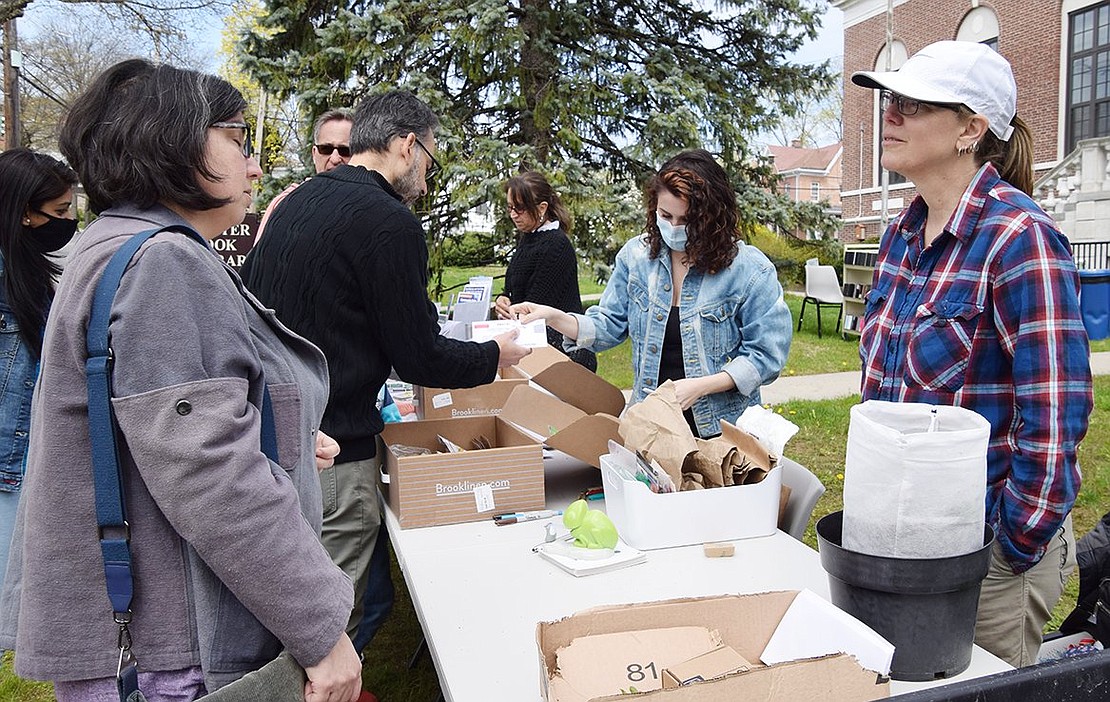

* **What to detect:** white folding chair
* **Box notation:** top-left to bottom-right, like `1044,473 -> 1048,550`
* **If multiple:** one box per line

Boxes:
797,264 -> 845,338
778,457 -> 826,541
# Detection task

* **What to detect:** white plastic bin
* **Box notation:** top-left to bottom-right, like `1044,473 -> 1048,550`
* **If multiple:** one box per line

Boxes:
599,454 -> 781,550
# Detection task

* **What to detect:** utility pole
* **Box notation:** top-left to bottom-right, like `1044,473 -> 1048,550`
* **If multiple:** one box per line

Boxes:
254,90 -> 267,168
879,0 -> 893,229
2,18 -> 21,150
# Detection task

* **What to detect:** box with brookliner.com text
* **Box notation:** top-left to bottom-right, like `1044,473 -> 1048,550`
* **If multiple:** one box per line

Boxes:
379,415 -> 545,529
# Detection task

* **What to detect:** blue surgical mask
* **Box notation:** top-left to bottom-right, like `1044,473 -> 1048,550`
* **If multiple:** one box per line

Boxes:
656,213 -> 687,252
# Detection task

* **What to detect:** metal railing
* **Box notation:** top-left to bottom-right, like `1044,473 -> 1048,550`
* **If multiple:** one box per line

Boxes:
1072,241 -> 1110,271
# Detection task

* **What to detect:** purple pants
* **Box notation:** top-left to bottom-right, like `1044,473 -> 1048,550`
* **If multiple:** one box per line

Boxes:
54,666 -> 206,702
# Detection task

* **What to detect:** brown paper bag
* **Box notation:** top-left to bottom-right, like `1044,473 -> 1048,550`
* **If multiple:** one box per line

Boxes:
619,381 -> 697,488
719,420 -> 775,484
682,438 -> 733,488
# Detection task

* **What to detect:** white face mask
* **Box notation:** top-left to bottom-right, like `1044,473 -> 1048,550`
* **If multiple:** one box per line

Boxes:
656,212 -> 687,252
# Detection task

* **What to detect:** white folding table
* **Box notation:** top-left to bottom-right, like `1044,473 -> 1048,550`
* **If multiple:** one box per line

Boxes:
384,452 -> 1011,701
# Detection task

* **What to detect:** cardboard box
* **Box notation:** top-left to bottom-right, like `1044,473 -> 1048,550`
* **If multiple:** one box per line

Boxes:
379,416 -> 545,529
412,372 -> 528,420
501,346 -> 626,468
661,645 -> 751,689
537,591 -> 890,702
599,453 -> 782,550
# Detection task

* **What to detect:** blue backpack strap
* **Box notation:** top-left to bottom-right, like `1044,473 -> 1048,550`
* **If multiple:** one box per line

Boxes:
85,225 -> 279,623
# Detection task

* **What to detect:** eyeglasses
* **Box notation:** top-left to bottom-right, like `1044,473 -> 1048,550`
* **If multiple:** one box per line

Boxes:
211,121 -> 252,158
413,137 -> 443,180
506,204 -> 528,215
315,143 -> 352,158
879,90 -> 961,117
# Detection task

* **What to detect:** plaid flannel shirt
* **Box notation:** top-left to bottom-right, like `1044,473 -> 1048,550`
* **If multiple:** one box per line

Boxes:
860,163 -> 1093,574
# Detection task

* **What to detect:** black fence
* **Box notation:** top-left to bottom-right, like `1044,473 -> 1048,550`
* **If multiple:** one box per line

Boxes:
1073,241 -> 1110,271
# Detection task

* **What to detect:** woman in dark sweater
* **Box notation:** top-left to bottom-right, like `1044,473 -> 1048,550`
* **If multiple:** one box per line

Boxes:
494,171 -> 597,370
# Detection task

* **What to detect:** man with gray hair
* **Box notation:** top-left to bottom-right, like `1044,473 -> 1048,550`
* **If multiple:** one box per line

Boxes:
240,91 -> 530,698
256,108 -> 354,239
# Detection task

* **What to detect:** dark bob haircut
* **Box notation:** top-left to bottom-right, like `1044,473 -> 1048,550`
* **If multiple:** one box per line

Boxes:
59,58 -> 248,215
644,149 -> 740,275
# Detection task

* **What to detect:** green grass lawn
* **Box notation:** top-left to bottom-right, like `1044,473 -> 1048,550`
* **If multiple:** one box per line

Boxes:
591,292 -> 861,391
431,265 -> 605,305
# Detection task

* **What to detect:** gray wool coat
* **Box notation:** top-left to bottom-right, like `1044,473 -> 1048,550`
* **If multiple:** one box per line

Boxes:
0,205 -> 353,690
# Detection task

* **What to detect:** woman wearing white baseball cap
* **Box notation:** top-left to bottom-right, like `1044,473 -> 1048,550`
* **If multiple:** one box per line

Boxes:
853,40 -> 1093,668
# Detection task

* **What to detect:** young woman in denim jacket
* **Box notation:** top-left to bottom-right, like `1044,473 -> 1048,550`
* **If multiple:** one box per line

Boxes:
516,149 -> 792,438
0,149 -> 78,583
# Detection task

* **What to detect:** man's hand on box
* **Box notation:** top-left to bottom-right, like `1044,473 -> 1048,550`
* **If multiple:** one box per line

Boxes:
494,327 -> 532,368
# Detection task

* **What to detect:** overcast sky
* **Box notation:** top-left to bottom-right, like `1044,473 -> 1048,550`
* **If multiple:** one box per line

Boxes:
796,5 -> 845,66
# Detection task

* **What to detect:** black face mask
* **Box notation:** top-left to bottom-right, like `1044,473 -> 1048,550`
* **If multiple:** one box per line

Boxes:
24,212 -> 78,253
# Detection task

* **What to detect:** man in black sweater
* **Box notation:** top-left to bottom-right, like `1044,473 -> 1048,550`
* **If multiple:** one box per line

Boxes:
241,91 -> 530,672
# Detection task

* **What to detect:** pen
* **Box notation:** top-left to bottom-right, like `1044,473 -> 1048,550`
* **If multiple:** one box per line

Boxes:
491,509 -> 560,520
494,509 -> 562,525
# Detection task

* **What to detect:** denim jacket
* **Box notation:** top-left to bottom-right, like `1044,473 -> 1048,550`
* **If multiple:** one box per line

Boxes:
569,235 -> 792,437
0,255 -> 36,492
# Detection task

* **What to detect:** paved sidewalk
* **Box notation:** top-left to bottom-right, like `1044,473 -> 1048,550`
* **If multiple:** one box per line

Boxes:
760,351 -> 1110,405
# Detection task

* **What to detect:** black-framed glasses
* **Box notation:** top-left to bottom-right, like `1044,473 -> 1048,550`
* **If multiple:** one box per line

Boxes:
879,90 -> 961,117
413,137 -> 443,180
211,121 -> 252,158
506,203 -> 528,215
315,143 -> 352,158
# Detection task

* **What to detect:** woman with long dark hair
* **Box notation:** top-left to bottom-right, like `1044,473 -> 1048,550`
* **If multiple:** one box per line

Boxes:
494,171 -> 596,370
0,60 -> 360,701
0,148 -> 78,582
515,149 -> 792,437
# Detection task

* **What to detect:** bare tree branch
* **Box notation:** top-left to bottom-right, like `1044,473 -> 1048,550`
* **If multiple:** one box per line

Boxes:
1,0 -> 228,37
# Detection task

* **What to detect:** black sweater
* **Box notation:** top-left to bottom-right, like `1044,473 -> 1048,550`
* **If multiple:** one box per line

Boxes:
503,227 -> 596,372
503,226 -> 584,316
241,165 -> 499,460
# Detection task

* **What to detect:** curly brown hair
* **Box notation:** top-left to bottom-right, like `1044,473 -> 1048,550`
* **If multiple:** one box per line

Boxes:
644,149 -> 739,274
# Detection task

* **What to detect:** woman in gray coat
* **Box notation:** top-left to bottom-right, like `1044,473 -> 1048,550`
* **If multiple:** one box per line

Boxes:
0,60 -> 360,701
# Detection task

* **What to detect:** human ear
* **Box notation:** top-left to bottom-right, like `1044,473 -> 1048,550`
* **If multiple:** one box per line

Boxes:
960,115 -> 990,142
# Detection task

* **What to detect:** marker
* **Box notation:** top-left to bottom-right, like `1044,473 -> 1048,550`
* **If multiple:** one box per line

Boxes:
491,509 -> 559,520
494,509 -> 562,525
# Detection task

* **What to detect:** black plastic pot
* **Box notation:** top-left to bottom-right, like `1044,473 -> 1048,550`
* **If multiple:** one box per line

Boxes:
816,510 -> 995,682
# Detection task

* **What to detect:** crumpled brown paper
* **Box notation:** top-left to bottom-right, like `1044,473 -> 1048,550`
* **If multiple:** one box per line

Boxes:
619,382 -> 698,488
619,380 -> 776,492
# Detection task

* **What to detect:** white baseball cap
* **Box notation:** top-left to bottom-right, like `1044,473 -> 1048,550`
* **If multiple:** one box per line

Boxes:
852,40 -> 1017,141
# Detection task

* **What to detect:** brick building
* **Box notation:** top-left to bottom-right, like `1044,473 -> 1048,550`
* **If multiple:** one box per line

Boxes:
832,1 -> 1110,247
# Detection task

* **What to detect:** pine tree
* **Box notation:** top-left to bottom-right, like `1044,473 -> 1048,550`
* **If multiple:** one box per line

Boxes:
237,0 -> 838,292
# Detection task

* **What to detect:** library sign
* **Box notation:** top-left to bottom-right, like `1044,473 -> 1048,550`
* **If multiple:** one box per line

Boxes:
211,212 -> 260,270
